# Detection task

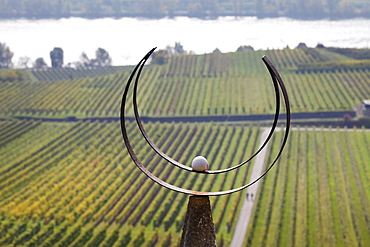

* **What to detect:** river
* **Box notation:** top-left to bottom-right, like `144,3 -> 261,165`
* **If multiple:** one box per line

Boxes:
1,16 -> 369,66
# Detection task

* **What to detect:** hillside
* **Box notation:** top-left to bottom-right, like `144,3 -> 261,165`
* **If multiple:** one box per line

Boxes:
0,121 -> 369,246
0,120 -> 260,246
1,47 -> 369,119
0,47 -> 369,246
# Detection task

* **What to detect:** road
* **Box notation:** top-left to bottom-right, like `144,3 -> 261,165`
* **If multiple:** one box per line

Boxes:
8,110 -> 356,123
229,128 -> 271,247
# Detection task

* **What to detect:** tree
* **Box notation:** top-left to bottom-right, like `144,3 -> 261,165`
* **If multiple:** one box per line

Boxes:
151,43 -> 188,65
50,47 -> 64,68
151,49 -> 168,65
164,42 -> 186,56
94,48 -> 112,67
0,42 -> 14,68
296,42 -> 308,49
80,52 -> 91,67
75,48 -> 112,68
213,48 -> 221,53
34,57 -> 48,69
174,42 -> 185,55
0,69 -> 25,83
236,45 -> 254,52
17,56 -> 31,69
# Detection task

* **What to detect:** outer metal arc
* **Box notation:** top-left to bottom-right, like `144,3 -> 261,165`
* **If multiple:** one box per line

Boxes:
256,55 -> 291,180
131,50 -> 281,174
120,49 -> 290,196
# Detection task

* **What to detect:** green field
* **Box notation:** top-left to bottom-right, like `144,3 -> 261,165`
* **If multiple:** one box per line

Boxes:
1,47 -> 369,118
0,120 -> 261,246
246,127 -> 370,247
0,121 -> 369,246
0,47 -> 369,246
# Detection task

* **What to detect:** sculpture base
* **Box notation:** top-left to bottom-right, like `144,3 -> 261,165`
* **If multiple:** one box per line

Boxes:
179,195 -> 216,247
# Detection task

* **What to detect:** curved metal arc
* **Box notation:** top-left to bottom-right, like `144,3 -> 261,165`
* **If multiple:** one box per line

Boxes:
131,50 -> 281,174
119,48 -> 219,195
120,49 -> 290,196
132,56 -> 193,172
208,58 -> 281,173
256,55 -> 291,182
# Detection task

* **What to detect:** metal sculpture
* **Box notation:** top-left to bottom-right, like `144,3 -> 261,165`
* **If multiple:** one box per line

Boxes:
120,47 -> 290,196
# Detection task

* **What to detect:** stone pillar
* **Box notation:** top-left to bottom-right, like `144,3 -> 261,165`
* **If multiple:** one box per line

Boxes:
179,195 -> 216,247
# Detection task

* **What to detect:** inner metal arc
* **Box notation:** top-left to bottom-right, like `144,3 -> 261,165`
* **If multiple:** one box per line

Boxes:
132,52 -> 281,174
132,58 -> 192,172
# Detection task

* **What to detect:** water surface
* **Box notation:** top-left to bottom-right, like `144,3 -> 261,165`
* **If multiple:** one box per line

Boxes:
1,17 -> 369,66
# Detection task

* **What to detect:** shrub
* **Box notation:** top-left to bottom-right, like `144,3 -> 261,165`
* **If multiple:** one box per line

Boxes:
0,69 -> 25,82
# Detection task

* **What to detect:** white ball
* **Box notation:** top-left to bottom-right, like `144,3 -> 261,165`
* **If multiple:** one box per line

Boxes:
191,156 -> 209,172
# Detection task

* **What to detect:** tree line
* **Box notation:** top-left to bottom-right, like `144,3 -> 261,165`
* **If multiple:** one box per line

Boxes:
0,41 -> 244,70
0,0 -> 369,19
0,42 -> 112,70
0,41 -> 194,71
0,42 -> 114,82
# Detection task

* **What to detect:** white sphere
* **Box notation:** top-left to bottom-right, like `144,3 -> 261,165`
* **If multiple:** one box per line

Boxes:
191,156 -> 209,172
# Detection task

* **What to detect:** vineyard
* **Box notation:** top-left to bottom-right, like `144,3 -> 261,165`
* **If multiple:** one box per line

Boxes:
29,66 -> 130,82
0,47 -> 369,246
0,120 -> 369,246
246,127 -> 370,247
0,119 -> 262,246
0,47 -> 369,118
